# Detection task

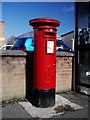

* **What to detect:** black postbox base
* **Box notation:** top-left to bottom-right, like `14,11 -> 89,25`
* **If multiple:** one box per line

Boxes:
32,88 -> 55,108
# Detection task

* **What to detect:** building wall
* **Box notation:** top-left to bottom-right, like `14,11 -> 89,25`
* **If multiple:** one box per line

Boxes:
61,31 -> 74,50
0,21 -> 5,46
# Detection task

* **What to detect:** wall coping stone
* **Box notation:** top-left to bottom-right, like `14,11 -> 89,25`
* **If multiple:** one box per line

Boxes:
0,50 -> 27,57
0,50 -> 74,57
56,52 -> 74,57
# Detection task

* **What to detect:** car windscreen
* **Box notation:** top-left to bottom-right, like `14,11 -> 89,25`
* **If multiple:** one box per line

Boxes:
13,38 -> 26,47
57,41 -> 69,51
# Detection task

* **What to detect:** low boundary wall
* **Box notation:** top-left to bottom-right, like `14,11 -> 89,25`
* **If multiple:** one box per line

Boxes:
0,50 -> 26,101
0,50 -> 74,101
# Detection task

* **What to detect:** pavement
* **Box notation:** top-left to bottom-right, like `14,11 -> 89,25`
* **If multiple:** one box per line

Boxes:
1,91 -> 90,119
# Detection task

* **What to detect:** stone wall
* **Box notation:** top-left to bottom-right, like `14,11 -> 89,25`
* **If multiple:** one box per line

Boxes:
56,52 -> 74,93
0,50 -> 26,101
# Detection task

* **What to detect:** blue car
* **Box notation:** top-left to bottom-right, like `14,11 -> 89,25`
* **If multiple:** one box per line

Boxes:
11,37 -> 34,51
11,37 -> 73,53
56,40 -> 74,53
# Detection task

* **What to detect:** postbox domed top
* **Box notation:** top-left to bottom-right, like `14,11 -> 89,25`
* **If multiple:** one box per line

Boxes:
29,18 -> 60,28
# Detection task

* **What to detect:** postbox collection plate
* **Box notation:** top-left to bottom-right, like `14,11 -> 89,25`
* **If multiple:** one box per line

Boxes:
46,40 -> 54,54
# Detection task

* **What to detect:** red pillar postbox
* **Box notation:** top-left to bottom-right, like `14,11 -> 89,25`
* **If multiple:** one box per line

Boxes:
29,18 -> 60,108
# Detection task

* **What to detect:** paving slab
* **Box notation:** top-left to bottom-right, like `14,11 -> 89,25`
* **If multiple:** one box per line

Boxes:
2,102 -> 32,118
19,94 -> 83,118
